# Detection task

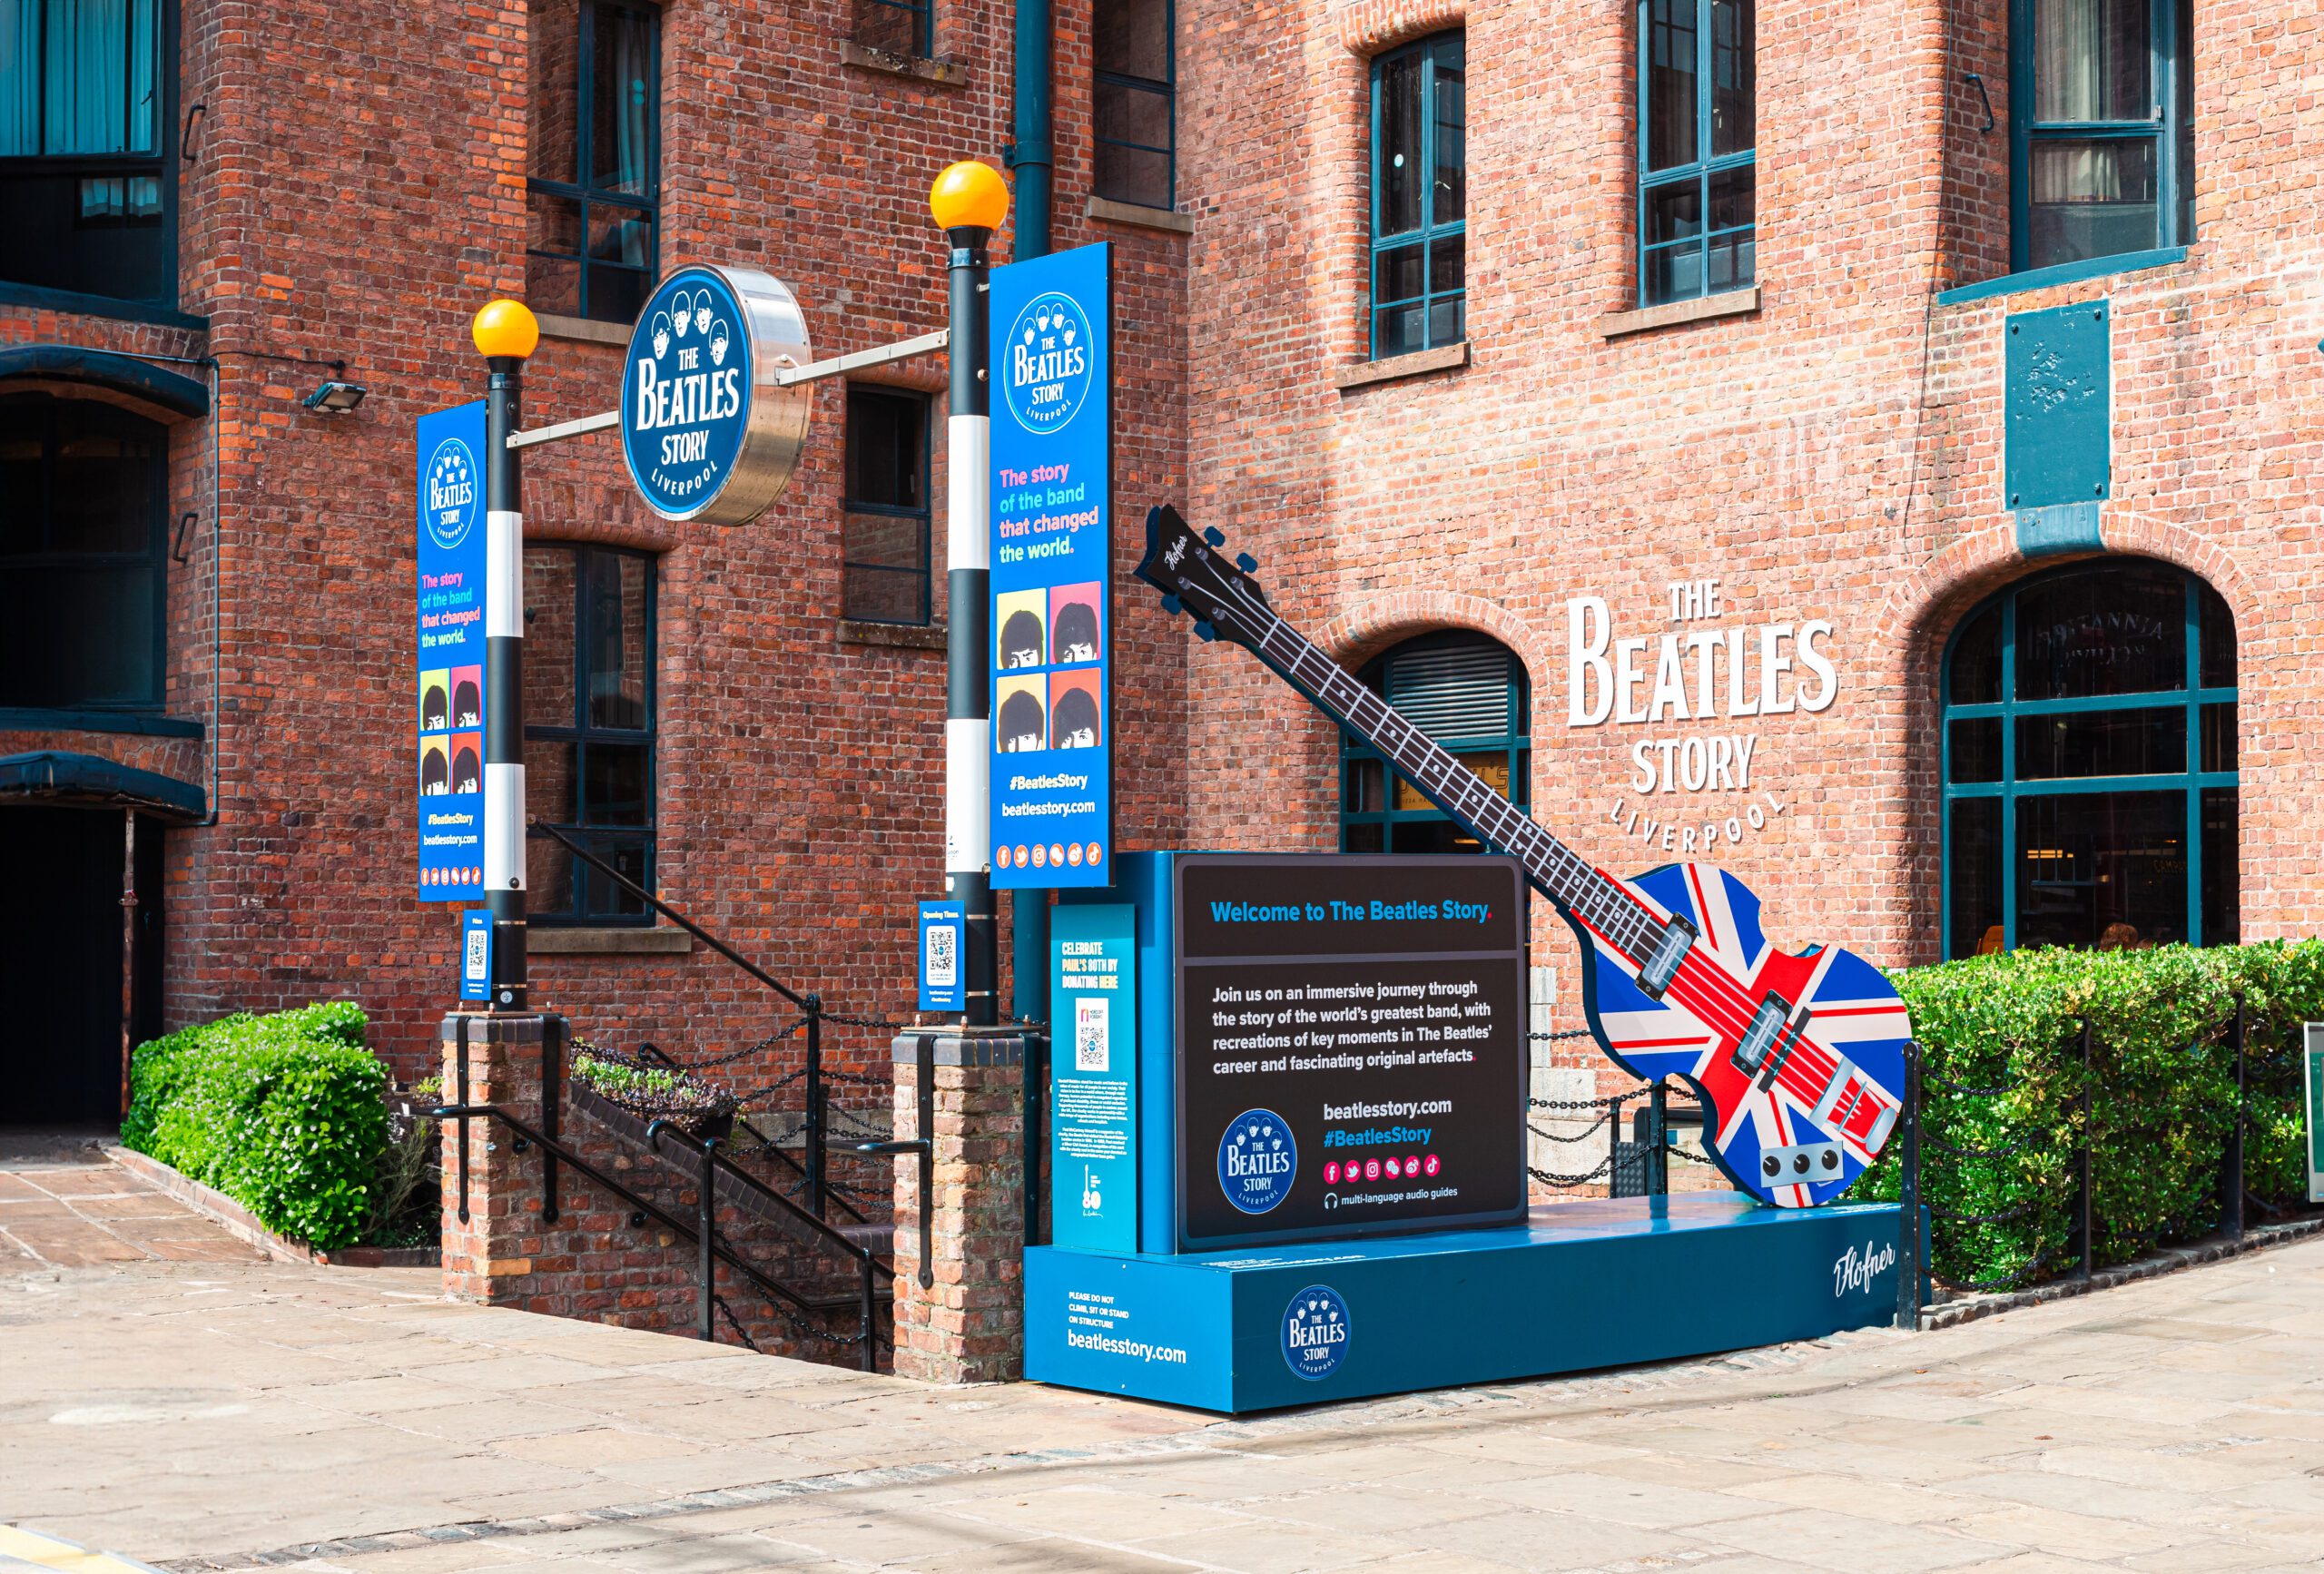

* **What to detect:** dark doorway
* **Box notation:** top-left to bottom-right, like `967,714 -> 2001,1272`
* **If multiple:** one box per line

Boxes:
2,808 -> 139,1125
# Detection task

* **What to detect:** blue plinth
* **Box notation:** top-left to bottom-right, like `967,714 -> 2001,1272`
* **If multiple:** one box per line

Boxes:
1026,1193 -> 1905,1413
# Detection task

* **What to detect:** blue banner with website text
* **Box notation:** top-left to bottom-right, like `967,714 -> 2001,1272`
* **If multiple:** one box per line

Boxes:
989,242 -> 1112,888
416,400 -> 488,902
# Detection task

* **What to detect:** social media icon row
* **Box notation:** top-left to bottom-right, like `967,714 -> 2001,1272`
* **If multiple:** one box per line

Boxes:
1323,1154 -> 1441,1185
995,841 -> 1103,871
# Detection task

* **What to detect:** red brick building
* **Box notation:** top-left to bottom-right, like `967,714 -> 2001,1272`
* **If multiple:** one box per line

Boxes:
1,0 -> 1192,1123
7,0 -> 2319,1141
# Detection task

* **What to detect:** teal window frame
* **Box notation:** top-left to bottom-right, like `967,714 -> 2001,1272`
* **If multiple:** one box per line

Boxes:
2010,0 -> 2194,274
1636,0 -> 1755,308
526,0 -> 660,325
1339,631 -> 1528,854
841,383 -> 933,627
1092,0 -> 1175,210
1939,560 -> 2237,958
1367,30 -> 1464,359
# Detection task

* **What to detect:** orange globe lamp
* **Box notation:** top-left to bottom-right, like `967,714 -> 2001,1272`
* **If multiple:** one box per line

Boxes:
471,299 -> 540,360
929,161 -> 1009,234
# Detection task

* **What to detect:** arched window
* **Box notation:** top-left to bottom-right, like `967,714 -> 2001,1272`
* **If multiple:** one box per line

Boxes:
0,392 -> 169,710
1340,631 -> 1528,853
1941,558 -> 2236,958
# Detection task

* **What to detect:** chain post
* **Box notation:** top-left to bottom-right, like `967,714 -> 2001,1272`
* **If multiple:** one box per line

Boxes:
2227,995 -> 2246,1241
2078,1018 -> 2095,1283
455,1016 -> 471,1223
698,1133 -> 717,1342
1648,1079 -> 1669,1196
541,1014 -> 562,1223
1023,1027 -> 1048,1248
859,1253 -> 879,1373
916,1031 -> 935,1290
1896,1038 -> 1922,1330
804,993 -> 825,1219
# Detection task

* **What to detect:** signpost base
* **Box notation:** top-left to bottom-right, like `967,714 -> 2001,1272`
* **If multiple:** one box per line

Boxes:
1025,1194 -> 1907,1413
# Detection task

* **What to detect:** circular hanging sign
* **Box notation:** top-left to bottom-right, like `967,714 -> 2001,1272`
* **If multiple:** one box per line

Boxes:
621,264 -> 812,526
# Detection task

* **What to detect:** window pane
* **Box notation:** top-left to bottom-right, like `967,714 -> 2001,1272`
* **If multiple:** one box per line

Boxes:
1095,138 -> 1172,210
1428,233 -> 1464,298
844,511 -> 925,572
2201,702 -> 2235,773
1376,46 -> 1423,237
853,0 -> 928,56
588,203 -> 652,269
49,403 -> 157,555
1375,241 -> 1424,305
589,2 -> 655,197
1948,797 -> 2004,958
526,832 -> 576,919
585,260 -> 648,327
1432,40 -> 1464,226
2033,0 -> 2152,123
1950,603 -> 2004,703
1646,178 -> 1702,245
845,389 -> 928,510
1345,758 -> 1384,812
1393,818 -> 1482,855
2028,136 -> 2159,268
2197,580 -> 2234,687
585,552 -> 649,730
0,565 -> 157,705
1948,717 -> 2002,783
581,834 -> 650,919
1706,164 -> 1754,293
1094,0 -> 1169,83
40,0 -> 150,155
528,0 -> 581,182
1710,0 -> 1754,156
1374,301 -> 1425,359
2201,786 -> 2237,944
2015,790 -> 2190,950
524,547 -> 577,728
2015,705 -> 2186,779
2014,562 -> 2183,699
1642,241 -> 1700,308
526,188 -> 585,318
2175,0 -> 2194,244
0,407 -> 39,553
1426,295 -> 1464,349
843,564 -> 927,625
1344,822 -> 1385,853
583,742 -> 649,826
1095,78 -> 1172,208
527,737 -> 579,823
1645,0 -> 1699,172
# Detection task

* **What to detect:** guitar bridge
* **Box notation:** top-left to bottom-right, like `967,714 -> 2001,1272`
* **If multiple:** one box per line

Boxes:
1634,914 -> 1697,1000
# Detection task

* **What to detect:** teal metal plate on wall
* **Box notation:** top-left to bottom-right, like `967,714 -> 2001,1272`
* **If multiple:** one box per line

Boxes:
2005,300 -> 2111,512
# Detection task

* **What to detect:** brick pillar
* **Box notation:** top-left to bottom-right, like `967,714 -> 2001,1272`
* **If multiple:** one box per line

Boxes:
439,1012 -> 548,1304
889,1028 -> 1029,1383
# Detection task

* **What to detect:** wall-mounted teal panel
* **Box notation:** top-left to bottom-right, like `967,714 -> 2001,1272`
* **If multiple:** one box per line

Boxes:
2004,300 -> 2110,512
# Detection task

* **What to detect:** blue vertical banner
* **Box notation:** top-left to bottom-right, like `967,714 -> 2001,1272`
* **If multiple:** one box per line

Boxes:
416,400 -> 489,903
1050,902 -> 1138,1253
989,242 -> 1112,889
918,901 -> 966,1013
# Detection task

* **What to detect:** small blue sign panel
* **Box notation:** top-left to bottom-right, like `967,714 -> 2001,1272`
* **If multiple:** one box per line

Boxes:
1281,1284 -> 1352,1382
1051,903 -> 1138,1253
918,901 -> 965,1013
416,400 -> 487,903
989,242 -> 1112,889
1217,1109 -> 1296,1215
2004,300 -> 2111,512
622,267 -> 753,521
459,910 -> 493,1001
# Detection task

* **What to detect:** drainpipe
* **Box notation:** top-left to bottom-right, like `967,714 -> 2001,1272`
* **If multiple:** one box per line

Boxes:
1007,0 -> 1053,1030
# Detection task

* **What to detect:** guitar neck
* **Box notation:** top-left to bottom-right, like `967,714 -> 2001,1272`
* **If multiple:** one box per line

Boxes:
1246,615 -> 1661,966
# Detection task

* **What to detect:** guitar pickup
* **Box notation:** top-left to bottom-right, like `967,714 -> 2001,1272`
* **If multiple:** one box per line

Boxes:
1731,990 -> 1795,1077
1634,914 -> 1697,1000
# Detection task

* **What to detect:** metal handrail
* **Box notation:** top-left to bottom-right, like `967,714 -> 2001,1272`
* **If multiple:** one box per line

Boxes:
632,1043 -> 869,1228
642,1117 -> 894,1282
430,1101 -> 889,1369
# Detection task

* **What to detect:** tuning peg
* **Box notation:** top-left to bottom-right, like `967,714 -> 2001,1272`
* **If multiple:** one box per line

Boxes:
1203,526 -> 1226,546
1160,594 -> 1182,615
1235,552 -> 1258,573
1193,620 -> 1217,642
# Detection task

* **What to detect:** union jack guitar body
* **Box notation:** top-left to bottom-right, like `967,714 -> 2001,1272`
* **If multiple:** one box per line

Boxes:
1136,505 -> 1911,1208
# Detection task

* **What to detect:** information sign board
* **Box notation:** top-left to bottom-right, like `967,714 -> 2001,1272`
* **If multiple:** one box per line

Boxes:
459,910 -> 493,1002
416,400 -> 488,902
918,901 -> 965,1014
987,242 -> 1112,888
1173,854 -> 1529,1249
2307,1022 -> 2324,1204
1051,903 -> 1138,1253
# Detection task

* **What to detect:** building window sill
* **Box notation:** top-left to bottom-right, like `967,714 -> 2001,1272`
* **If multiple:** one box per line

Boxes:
1086,196 -> 1193,235
535,311 -> 632,346
840,42 -> 963,85
0,707 -> 202,739
1594,285 -> 1761,339
839,618 -> 945,651
529,926 -> 694,955
1334,340 -> 1470,391
0,280 -> 208,332
1934,246 -> 2188,307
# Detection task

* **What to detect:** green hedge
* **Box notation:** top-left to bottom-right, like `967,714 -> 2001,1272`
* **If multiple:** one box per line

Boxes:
123,1002 -> 387,1251
1858,940 -> 2322,1289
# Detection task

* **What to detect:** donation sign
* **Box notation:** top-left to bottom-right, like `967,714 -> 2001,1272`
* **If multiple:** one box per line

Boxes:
1173,854 -> 1529,1249
988,241 -> 1112,889
1050,903 -> 1138,1253
416,400 -> 487,902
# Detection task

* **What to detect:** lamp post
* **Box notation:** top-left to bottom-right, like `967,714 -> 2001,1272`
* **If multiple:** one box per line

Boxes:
472,299 -> 539,1012
930,162 -> 1009,1028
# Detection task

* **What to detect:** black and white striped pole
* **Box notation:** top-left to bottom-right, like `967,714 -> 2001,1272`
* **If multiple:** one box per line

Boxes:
472,300 -> 539,1013
931,162 -> 1009,1028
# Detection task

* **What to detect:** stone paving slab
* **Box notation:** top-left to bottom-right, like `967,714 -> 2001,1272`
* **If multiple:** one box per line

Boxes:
4,1190 -> 2323,1571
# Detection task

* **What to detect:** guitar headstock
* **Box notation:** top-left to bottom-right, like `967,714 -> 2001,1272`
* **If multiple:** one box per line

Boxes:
1134,505 -> 1275,653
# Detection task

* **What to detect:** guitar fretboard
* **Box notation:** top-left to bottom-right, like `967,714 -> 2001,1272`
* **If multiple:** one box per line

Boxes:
1247,615 -> 1664,965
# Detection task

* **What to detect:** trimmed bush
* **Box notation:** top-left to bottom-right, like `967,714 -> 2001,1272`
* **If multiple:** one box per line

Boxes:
1860,940 -> 2323,1290
123,1002 -> 387,1251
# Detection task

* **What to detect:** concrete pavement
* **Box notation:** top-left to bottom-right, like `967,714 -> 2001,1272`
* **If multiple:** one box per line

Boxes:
4,1156 -> 2322,1572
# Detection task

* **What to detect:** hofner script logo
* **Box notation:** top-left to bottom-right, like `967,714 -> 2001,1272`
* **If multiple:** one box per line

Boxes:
1217,1108 -> 1296,1215
1003,291 -> 1093,434
623,271 -> 751,515
1281,1284 -> 1351,1381
1833,1238 -> 1896,1297
423,438 -> 478,550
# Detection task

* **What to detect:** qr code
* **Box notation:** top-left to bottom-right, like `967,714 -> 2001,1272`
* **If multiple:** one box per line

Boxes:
925,924 -> 957,988
463,928 -> 488,979
1075,997 -> 1108,1072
